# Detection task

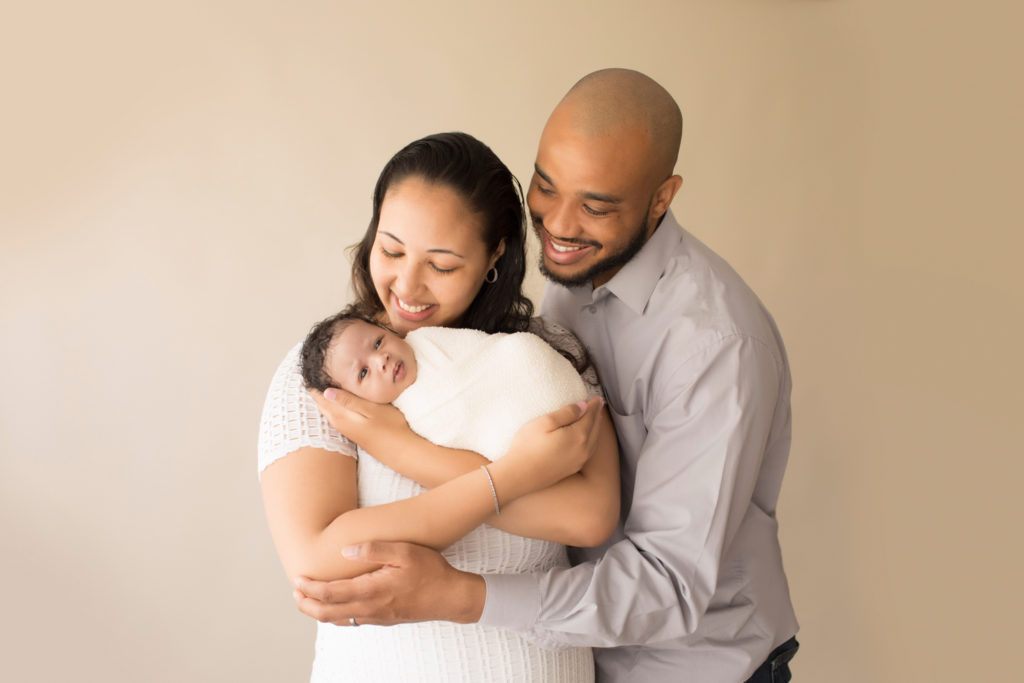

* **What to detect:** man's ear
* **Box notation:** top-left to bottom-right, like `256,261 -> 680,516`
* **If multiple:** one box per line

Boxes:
650,175 -> 683,227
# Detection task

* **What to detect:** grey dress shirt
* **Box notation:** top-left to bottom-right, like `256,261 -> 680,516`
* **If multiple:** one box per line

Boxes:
480,211 -> 799,682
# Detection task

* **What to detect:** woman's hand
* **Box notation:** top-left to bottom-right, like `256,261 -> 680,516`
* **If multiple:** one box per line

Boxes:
310,388 -> 417,458
488,395 -> 605,503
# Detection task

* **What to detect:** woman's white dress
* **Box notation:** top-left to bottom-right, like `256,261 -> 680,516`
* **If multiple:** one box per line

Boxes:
258,318 -> 598,682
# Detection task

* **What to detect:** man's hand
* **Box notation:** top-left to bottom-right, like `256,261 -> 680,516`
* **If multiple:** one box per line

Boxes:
310,387 -> 417,457
293,541 -> 486,626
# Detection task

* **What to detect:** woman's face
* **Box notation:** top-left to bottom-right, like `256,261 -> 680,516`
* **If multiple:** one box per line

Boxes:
369,176 -> 502,335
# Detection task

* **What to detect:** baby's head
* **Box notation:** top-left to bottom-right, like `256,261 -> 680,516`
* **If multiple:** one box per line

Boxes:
300,311 -> 418,404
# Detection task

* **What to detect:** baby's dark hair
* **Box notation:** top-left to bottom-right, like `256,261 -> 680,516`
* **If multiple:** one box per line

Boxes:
300,308 -> 386,392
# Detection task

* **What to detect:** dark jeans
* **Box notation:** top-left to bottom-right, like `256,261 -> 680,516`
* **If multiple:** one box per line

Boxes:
743,637 -> 799,683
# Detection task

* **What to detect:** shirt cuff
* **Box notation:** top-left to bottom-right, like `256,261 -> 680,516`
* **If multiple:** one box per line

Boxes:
479,572 -> 541,630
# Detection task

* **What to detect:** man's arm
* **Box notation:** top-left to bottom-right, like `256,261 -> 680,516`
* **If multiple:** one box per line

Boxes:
481,335 -> 782,647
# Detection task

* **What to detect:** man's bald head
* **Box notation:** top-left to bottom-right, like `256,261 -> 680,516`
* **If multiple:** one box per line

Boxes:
555,68 -> 682,183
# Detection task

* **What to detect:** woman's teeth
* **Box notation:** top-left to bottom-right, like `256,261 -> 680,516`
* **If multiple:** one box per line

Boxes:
396,297 -> 431,313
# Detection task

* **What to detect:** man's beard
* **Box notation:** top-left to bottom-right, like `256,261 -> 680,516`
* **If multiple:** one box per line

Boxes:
536,209 -> 650,288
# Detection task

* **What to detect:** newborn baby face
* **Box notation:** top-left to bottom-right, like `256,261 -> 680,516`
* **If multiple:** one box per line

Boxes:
325,320 -> 418,403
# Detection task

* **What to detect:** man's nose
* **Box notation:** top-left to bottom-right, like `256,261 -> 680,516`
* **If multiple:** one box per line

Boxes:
541,199 -> 578,239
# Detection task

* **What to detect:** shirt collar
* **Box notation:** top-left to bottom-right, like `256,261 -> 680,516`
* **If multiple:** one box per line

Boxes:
563,210 -> 682,314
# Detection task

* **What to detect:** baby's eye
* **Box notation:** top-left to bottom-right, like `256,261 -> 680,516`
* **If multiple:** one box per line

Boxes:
359,367 -> 368,380
374,336 -> 383,349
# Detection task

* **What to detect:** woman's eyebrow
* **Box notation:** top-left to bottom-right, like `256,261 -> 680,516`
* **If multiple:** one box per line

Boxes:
379,231 -> 464,258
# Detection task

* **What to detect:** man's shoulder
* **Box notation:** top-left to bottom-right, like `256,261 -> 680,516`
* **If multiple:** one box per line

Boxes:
653,230 -> 780,346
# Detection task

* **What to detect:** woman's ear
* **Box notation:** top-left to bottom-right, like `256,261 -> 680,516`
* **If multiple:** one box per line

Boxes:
489,238 -> 506,269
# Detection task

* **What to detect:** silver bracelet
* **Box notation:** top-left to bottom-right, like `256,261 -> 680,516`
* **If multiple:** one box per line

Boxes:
480,465 -> 500,515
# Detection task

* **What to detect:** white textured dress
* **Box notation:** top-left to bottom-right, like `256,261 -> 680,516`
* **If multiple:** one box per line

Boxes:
258,318 -> 598,683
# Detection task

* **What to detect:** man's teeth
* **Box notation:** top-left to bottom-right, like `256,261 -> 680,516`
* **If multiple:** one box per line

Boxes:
396,297 -> 431,313
551,241 -> 584,253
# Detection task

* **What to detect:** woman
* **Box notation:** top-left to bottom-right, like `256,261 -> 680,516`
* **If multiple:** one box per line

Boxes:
258,132 -> 620,682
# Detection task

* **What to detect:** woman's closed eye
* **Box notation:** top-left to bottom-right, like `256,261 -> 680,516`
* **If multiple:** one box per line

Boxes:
429,262 -> 456,274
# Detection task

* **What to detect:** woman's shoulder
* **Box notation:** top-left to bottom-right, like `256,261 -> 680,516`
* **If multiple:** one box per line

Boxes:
527,316 -> 602,397
257,341 -> 357,476
528,316 -> 583,357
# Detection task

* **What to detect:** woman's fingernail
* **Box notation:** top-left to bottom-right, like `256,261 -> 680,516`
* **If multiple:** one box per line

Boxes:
341,545 -> 359,558
324,388 -> 337,400
576,400 -> 588,413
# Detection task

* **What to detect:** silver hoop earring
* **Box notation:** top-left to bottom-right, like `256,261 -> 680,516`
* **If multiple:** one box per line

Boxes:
485,266 -> 498,284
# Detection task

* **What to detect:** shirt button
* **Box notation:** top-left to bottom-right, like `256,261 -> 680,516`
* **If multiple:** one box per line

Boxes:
586,306 -> 596,314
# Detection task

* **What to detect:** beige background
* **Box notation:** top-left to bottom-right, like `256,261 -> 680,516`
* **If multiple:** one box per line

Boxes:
2,1 -> 1021,681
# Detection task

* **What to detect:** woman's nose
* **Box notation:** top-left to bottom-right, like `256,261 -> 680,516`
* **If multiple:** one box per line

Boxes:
394,261 -> 423,297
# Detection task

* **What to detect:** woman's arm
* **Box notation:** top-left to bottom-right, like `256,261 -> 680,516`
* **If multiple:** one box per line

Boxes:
312,390 -> 620,548
262,399 -> 603,582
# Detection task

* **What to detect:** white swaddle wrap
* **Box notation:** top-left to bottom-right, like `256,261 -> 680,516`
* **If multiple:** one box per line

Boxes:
393,326 -> 588,461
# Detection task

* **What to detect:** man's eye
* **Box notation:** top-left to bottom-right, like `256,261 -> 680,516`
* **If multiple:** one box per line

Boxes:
583,204 -> 609,216
538,185 -> 555,196
374,336 -> 383,349
359,367 -> 368,380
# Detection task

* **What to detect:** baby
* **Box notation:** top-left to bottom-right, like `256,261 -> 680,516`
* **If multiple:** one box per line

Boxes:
301,312 -> 419,404
300,310 -> 589,462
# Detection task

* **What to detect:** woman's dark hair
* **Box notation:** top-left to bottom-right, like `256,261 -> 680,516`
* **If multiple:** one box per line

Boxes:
348,132 -> 533,334
299,308 -> 385,391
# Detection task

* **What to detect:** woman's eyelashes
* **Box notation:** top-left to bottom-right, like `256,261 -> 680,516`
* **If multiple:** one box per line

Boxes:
378,246 -> 455,274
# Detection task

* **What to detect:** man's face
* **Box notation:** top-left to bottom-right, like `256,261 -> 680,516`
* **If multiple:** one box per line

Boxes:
527,109 -> 659,288
325,320 -> 418,404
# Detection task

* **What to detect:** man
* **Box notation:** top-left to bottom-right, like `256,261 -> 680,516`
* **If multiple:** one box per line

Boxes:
302,69 -> 799,682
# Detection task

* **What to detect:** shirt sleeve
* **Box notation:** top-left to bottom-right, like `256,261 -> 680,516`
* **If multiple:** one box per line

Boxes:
257,342 -> 357,477
480,333 -> 781,647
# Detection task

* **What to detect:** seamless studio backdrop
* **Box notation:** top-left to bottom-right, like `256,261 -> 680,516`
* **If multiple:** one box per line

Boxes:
1,2 -> 1021,682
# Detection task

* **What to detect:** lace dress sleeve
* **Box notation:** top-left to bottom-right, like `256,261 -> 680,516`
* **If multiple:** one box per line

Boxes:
528,316 -> 603,399
257,342 -> 357,477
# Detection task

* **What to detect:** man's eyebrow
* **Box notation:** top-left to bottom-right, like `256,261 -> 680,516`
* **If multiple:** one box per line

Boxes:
534,164 -> 622,205
582,190 -> 623,205
534,164 -> 555,186
379,231 -> 463,258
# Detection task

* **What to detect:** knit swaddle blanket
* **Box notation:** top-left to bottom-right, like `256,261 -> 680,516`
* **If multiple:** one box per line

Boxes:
393,326 -> 588,462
